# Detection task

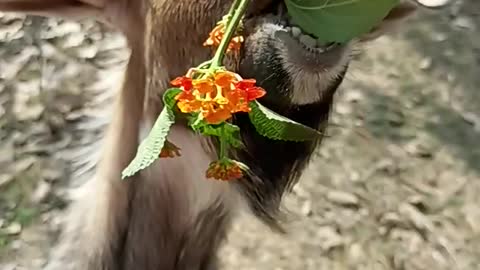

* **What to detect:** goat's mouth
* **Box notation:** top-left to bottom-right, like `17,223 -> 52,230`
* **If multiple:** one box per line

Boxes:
250,1 -> 350,71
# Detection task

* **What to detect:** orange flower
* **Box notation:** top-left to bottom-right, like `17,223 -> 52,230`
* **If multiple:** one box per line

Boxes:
192,78 -> 216,95
203,22 -> 244,53
173,70 -> 266,124
204,24 -> 224,47
172,76 -> 200,114
206,159 -> 243,181
203,102 -> 233,124
175,91 -> 203,114
214,70 -> 238,88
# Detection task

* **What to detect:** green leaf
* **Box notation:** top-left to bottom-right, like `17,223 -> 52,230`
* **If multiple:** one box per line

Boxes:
188,112 -> 205,131
284,0 -> 400,43
221,123 -> 243,148
121,88 -> 182,179
208,123 -> 243,148
248,101 -> 321,141
163,88 -> 182,108
190,120 -> 243,149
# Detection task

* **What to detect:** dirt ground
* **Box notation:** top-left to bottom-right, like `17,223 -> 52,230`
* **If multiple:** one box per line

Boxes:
1,1 -> 479,270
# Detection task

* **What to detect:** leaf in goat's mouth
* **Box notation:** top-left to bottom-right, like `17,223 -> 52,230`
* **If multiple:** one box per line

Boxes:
284,0 -> 400,43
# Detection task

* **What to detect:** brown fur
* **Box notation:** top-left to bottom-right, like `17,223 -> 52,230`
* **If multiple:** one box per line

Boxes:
0,1 -> 422,269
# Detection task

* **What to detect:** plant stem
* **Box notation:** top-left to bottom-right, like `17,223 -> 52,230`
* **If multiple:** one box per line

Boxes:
210,0 -> 250,68
225,0 -> 241,21
219,125 -> 228,159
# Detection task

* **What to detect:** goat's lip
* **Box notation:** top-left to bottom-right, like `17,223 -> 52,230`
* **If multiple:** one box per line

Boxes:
258,1 -> 345,59
273,30 -> 348,71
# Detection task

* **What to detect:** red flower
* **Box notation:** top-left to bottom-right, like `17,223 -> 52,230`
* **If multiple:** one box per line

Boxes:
171,76 -> 193,92
235,79 -> 267,101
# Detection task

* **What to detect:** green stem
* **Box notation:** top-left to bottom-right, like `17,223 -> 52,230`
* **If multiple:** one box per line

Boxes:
219,124 -> 228,159
224,0 -> 241,22
197,60 -> 212,69
210,0 -> 250,68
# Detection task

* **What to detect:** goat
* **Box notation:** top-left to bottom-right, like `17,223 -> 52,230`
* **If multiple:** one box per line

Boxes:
0,0 -> 426,269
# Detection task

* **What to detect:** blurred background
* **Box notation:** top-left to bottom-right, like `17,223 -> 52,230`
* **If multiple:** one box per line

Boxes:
0,1 -> 479,269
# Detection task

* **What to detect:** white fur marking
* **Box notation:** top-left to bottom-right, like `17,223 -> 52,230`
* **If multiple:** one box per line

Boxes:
280,43 -> 353,105
140,124 -> 245,222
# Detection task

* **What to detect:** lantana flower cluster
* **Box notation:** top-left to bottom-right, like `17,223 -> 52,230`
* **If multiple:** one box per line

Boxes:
206,159 -> 244,181
171,70 -> 266,125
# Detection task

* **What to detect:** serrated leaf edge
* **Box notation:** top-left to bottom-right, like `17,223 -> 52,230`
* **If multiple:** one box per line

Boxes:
121,88 -> 182,179
248,100 -> 321,142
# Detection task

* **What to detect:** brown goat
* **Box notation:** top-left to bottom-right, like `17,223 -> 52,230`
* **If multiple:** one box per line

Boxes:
0,0 -> 423,269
